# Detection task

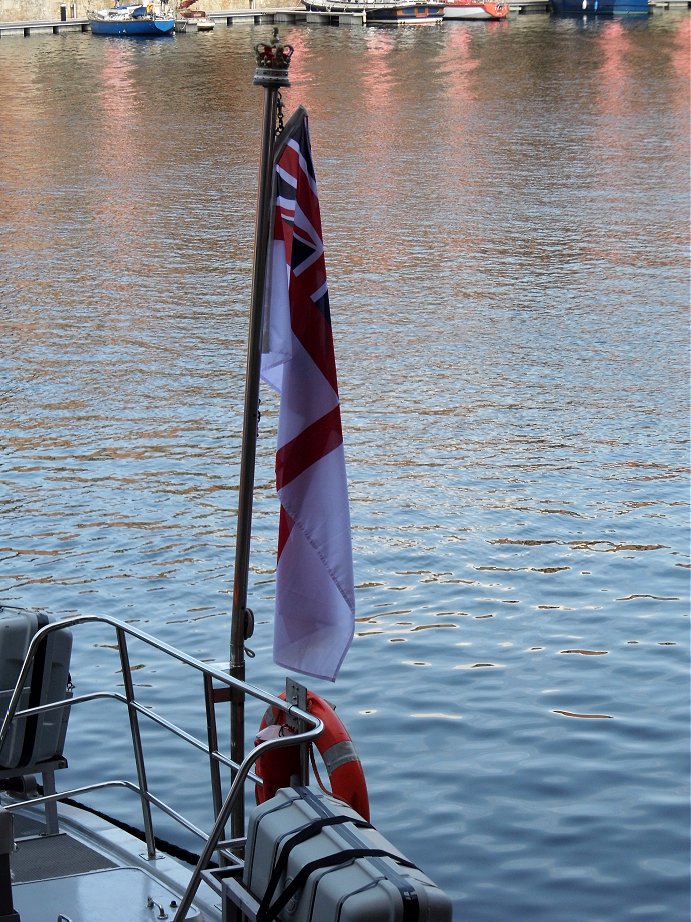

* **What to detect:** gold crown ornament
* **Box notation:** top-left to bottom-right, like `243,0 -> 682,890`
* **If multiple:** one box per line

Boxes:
254,28 -> 294,87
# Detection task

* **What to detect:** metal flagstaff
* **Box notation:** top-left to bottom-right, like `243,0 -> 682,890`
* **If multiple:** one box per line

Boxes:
228,30 -> 294,844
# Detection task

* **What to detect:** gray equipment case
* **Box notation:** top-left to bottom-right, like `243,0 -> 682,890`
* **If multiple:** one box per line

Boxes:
0,606 -> 72,770
234,786 -> 453,922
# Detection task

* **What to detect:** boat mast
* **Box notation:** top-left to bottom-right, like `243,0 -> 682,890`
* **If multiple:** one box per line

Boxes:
229,30 -> 293,843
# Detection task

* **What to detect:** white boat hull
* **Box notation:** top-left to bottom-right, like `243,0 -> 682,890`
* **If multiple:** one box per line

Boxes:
302,0 -> 445,21
443,0 -> 508,16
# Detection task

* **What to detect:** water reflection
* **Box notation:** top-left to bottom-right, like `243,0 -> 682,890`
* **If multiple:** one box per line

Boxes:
1,16 -> 689,922
553,710 -> 613,720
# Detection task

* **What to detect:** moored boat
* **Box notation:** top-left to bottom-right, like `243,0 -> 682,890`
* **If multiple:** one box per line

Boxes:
302,0 -> 445,23
443,0 -> 508,18
178,0 -> 215,29
550,0 -> 648,13
89,2 -> 175,35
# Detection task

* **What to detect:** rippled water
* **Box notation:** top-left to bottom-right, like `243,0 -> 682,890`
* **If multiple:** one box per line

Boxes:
1,13 -> 689,920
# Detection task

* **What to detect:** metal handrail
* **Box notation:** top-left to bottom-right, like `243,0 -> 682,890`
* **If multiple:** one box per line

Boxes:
0,614 -> 324,921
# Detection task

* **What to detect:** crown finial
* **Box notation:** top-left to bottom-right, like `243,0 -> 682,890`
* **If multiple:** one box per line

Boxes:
254,28 -> 293,88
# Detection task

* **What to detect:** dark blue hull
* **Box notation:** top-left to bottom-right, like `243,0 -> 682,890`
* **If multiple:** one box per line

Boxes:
89,15 -> 175,34
551,0 -> 648,13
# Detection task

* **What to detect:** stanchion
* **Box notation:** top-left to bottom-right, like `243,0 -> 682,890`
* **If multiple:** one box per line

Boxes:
0,809 -> 19,922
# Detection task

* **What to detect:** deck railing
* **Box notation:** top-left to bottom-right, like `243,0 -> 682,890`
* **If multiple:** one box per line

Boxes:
0,613 -> 323,921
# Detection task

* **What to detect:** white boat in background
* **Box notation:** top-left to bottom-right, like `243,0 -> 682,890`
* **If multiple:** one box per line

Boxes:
302,0 -> 445,23
443,0 -> 508,18
0,31 -> 452,922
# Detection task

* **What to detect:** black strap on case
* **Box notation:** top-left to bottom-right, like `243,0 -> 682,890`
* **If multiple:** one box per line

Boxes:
256,813 -> 420,922
18,612 -> 50,768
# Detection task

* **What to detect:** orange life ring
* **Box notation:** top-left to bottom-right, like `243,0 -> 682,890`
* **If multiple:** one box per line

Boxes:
255,691 -> 370,822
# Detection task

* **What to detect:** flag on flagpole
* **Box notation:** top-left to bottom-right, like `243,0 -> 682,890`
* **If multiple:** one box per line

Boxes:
260,107 -> 355,683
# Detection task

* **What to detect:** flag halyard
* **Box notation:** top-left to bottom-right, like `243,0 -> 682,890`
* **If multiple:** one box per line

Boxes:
260,107 -> 354,682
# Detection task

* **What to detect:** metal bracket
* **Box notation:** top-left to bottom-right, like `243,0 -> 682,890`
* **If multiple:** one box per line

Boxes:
284,679 -> 307,730
285,679 -> 309,786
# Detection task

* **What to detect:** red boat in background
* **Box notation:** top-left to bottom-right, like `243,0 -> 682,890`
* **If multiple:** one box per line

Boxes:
178,0 -> 214,27
443,0 -> 508,17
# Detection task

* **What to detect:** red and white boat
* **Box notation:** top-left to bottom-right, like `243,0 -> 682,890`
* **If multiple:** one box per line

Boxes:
443,0 -> 508,18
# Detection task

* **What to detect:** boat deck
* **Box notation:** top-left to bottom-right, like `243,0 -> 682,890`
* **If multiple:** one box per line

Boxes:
0,614 -> 325,922
14,867 -> 203,922
6,802 -> 218,921
12,814 -> 116,882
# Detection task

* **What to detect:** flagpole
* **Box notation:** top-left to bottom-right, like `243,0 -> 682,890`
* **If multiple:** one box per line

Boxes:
229,29 -> 293,845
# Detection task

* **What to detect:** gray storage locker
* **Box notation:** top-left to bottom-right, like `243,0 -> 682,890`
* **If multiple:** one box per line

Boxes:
239,786 -> 453,922
0,606 -> 72,770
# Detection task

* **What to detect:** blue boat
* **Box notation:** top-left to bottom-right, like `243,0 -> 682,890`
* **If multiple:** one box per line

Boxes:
550,0 -> 648,13
89,2 -> 175,35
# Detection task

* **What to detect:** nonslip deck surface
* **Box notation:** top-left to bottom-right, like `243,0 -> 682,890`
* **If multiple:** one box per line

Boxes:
11,831 -> 117,882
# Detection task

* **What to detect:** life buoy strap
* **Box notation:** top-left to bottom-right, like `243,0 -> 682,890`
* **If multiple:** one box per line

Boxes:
320,739 -> 360,775
259,845 -> 419,922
